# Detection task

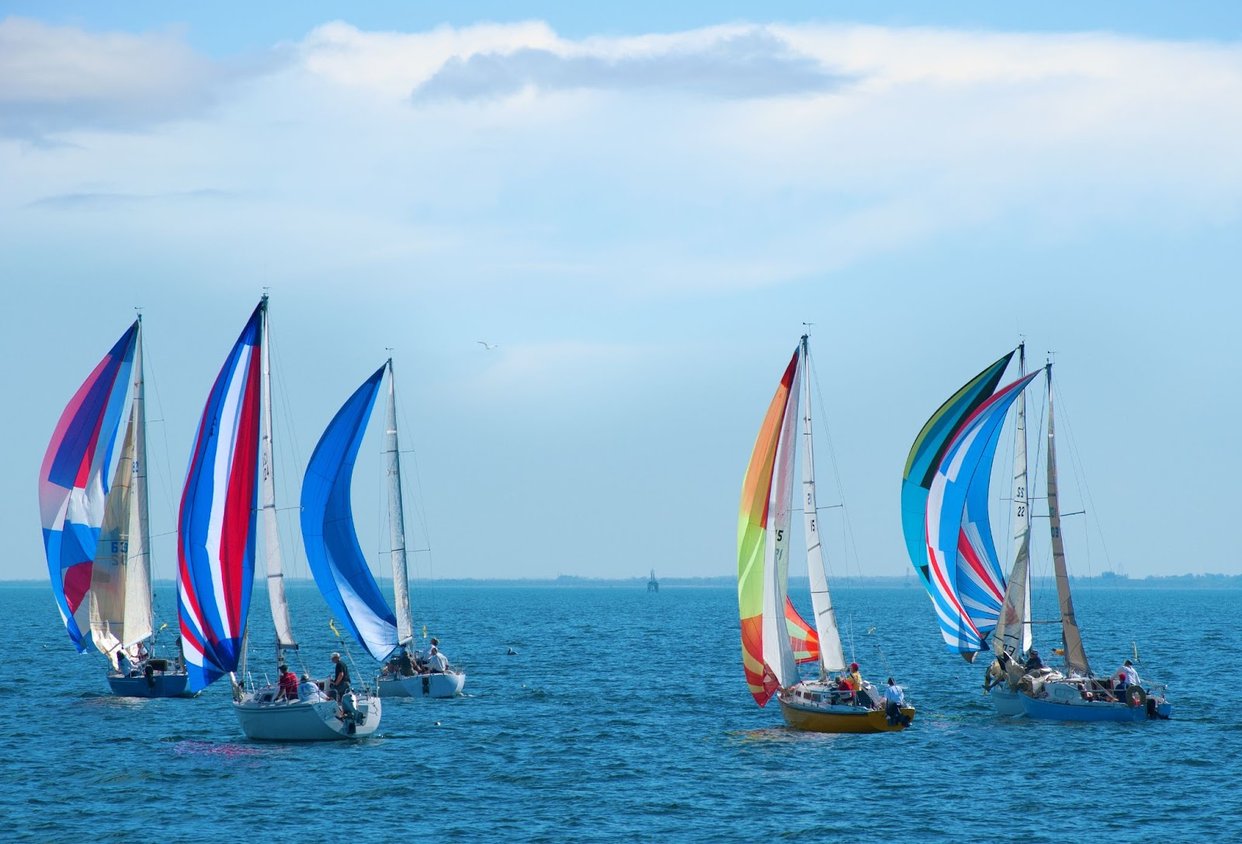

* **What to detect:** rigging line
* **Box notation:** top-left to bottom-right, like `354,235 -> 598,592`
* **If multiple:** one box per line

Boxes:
1052,377 -> 1115,575
390,369 -> 438,618
265,316 -> 310,580
804,345 -> 864,581
141,336 -> 181,582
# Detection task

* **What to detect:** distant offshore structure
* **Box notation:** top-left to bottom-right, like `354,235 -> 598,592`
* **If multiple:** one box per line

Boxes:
647,569 -> 659,593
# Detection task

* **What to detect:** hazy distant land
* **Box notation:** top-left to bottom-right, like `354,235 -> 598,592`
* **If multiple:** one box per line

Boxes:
5,573 -> 1241,588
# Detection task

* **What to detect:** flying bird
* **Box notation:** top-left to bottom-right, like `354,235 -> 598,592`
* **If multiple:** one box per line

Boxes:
476,340 -> 498,351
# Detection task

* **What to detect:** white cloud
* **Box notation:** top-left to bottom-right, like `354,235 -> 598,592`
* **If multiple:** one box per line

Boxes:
3,19 -> 1242,296
0,17 -> 272,140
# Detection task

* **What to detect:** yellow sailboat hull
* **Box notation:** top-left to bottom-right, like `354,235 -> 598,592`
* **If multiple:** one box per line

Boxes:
779,700 -> 916,733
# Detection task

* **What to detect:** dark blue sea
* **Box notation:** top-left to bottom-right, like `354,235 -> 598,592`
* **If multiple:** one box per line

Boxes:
4,581 -> 1240,841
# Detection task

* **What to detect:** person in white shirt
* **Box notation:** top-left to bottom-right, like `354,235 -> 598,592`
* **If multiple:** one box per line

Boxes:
298,674 -> 327,702
883,677 -> 910,726
427,646 -> 449,673
1120,659 -> 1141,687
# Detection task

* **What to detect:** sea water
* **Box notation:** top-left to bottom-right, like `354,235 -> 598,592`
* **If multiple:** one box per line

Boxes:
3,581 -> 1239,841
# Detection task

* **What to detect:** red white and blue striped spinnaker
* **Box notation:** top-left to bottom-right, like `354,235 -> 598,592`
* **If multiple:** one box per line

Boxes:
178,302 -> 263,692
39,323 -> 138,651
924,372 -> 1040,655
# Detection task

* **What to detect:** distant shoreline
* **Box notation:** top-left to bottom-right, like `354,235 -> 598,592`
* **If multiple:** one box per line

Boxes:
5,573 -> 1241,588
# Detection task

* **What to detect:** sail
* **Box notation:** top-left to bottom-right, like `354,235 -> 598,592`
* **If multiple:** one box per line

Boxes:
737,349 -> 798,707
178,303 -> 264,692
995,344 -> 1032,656
301,365 -> 400,663
924,372 -> 1040,654
258,304 -> 296,652
784,597 -> 820,664
40,322 -> 138,651
1045,365 -> 1090,675
902,351 -> 1014,588
798,337 -> 845,673
384,360 -> 414,646
760,350 -> 802,689
89,323 -> 154,659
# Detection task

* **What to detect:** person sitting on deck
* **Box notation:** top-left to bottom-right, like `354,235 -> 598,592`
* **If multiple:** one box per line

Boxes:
276,664 -> 298,701
426,646 -> 449,673
134,640 -> 149,663
1120,659 -> 1141,688
298,673 -> 327,702
1023,649 -> 1044,673
397,648 -> 415,676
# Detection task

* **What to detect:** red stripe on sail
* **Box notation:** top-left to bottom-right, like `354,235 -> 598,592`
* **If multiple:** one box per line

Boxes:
740,614 -> 779,706
218,348 -> 262,635
957,529 -> 1005,603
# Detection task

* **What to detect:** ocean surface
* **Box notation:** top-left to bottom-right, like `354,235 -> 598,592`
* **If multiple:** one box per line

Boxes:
4,580 -> 1240,841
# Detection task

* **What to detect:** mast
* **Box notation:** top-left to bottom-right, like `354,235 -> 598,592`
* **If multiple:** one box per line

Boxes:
384,359 -> 414,646
1045,362 -> 1089,675
799,335 -> 845,675
259,295 -> 297,660
996,342 -> 1031,656
122,317 -> 154,648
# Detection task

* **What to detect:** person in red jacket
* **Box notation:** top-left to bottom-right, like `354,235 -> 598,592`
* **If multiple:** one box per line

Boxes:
277,664 -> 298,701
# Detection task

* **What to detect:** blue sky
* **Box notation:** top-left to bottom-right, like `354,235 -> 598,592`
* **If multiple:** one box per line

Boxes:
3,3 -> 1241,584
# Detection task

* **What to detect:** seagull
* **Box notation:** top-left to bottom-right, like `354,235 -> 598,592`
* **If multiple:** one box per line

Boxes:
476,340 -> 497,351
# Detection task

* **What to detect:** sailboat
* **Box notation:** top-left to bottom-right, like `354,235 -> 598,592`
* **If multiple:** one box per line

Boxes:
40,318 -> 188,697
178,297 -> 381,739
302,360 -> 465,700
905,351 -> 1172,721
738,335 -> 914,733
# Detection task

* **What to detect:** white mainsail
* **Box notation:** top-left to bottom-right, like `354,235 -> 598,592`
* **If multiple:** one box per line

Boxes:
122,328 -> 153,647
798,338 -> 845,674
384,360 -> 414,647
761,357 -> 802,687
259,299 -> 297,653
996,343 -> 1032,657
89,320 -> 154,662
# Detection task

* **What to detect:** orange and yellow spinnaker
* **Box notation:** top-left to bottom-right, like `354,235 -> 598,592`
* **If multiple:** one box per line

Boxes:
737,349 -> 798,706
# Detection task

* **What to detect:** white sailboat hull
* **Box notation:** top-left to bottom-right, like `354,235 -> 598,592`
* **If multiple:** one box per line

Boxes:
234,691 -> 382,741
378,671 -> 465,699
